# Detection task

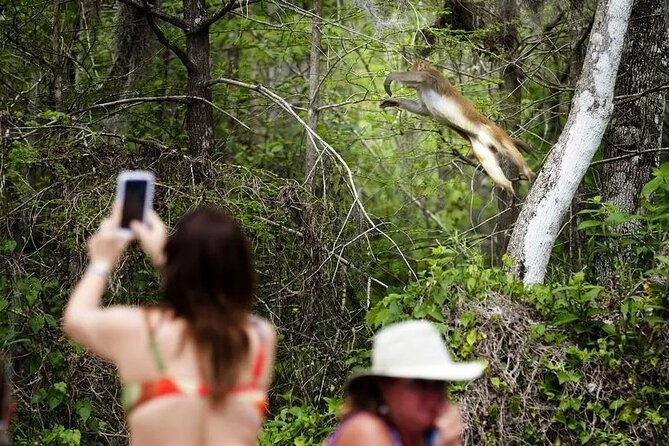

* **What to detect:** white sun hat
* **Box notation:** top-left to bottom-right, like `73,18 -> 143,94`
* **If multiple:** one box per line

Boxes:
347,320 -> 485,388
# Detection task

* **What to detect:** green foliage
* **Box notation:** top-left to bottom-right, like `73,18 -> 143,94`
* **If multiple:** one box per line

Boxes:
363,209 -> 668,443
40,425 -> 81,446
1,0 -> 666,444
576,162 -> 669,285
260,394 -> 339,446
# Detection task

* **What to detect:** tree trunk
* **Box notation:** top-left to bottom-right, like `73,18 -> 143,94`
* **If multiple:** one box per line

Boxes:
566,0 -> 593,273
507,0 -> 633,285
299,0 -> 325,404
106,1 -> 156,92
595,0 -> 669,283
304,0 -> 323,193
74,0 -> 100,89
184,0 -> 213,157
51,0 -> 65,108
494,0 -> 522,260
104,0 -> 156,133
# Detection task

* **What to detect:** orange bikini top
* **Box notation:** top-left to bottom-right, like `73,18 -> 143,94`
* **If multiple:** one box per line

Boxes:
121,313 -> 268,416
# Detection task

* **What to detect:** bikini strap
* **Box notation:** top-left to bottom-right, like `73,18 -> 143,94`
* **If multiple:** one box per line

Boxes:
249,319 -> 268,385
145,310 -> 167,374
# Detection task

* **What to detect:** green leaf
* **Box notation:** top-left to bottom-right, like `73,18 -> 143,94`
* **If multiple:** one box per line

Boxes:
658,162 -> 669,177
48,352 -> 65,368
76,400 -> 92,423
553,312 -> 579,325
459,311 -> 476,327
47,382 -> 67,409
413,304 -> 428,318
641,315 -> 665,325
17,277 -> 42,306
602,323 -> 616,335
656,255 -> 669,266
576,220 -> 601,230
466,329 -> 478,346
29,315 -> 45,332
609,399 -> 626,410
620,300 -> 635,318
583,286 -> 603,301
427,305 -> 444,322
604,212 -> 632,226
530,323 -> 546,337
572,271 -> 585,284
0,240 -> 17,253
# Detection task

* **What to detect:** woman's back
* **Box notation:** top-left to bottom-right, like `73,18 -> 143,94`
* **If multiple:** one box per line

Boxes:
62,205 -> 276,445
114,309 -> 275,446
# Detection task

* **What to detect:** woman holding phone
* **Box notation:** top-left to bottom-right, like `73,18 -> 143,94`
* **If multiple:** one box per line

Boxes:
63,202 -> 276,446
326,320 -> 484,446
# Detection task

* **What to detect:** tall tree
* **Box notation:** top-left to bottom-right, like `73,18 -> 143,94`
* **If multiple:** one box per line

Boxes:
494,0 -> 523,258
595,0 -> 669,283
566,0 -> 595,273
507,0 -> 633,285
304,0 -> 323,193
114,0 -> 256,156
103,1 -> 157,133
105,1 -> 156,93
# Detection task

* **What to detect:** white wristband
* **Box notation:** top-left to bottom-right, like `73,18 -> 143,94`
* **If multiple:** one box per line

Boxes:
85,262 -> 111,279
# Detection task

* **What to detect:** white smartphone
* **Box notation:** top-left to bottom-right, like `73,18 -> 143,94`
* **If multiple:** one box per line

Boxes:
115,170 -> 155,236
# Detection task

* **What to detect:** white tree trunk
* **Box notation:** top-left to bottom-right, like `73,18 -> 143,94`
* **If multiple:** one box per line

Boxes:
506,0 -> 633,285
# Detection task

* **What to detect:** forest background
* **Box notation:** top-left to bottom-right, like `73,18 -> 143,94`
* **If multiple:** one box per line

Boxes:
1,0 -> 668,444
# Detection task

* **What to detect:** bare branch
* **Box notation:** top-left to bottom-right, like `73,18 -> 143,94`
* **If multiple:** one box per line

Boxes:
317,98 -> 369,113
590,148 -> 669,166
73,96 -> 191,115
614,83 -> 669,104
19,121 -> 172,151
436,130 -> 480,169
141,1 -> 194,71
72,95 -> 249,130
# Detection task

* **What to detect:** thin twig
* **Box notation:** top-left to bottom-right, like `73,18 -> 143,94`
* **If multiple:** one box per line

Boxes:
590,148 -> 669,166
614,83 -> 669,104
72,95 -> 250,130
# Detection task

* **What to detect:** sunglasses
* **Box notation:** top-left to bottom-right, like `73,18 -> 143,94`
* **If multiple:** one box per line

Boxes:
404,378 -> 447,393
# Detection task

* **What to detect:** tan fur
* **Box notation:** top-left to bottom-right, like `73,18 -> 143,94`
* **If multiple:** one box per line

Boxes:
384,60 -> 536,194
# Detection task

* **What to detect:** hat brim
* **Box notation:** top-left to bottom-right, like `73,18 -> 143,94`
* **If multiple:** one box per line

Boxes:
345,360 -> 486,392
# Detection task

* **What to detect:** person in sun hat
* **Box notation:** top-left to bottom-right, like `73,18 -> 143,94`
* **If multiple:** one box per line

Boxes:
326,319 -> 485,446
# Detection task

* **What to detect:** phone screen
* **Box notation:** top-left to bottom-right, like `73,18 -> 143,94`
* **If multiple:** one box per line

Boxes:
121,180 -> 148,229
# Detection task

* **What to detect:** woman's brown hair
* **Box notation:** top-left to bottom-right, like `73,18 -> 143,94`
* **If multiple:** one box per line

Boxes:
340,376 -> 388,418
161,207 -> 255,403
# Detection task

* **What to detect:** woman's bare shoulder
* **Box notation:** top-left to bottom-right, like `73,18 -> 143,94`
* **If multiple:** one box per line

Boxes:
336,412 -> 394,446
63,305 -> 151,362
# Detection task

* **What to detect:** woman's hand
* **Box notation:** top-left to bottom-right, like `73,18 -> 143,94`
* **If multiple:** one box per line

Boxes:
434,404 -> 464,446
131,211 -> 167,268
88,204 -> 131,269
